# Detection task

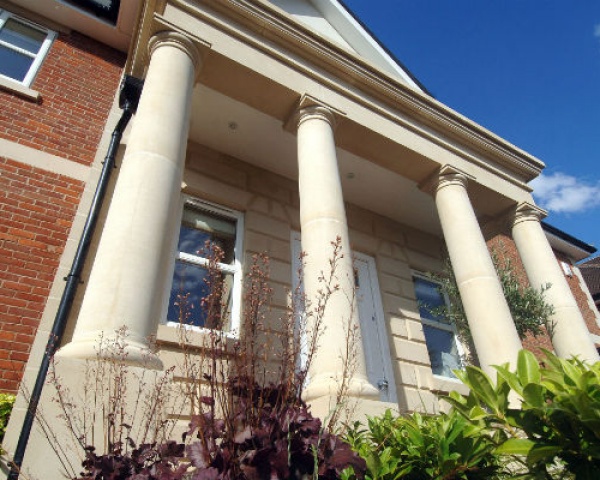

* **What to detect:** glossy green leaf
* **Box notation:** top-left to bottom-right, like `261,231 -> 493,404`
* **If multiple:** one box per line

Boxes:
517,349 -> 541,385
495,438 -> 535,456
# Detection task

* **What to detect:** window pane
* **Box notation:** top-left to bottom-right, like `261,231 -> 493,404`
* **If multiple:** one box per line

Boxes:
167,261 -> 233,330
0,18 -> 45,54
423,324 -> 461,378
0,46 -> 33,81
413,276 -> 450,324
180,206 -> 236,264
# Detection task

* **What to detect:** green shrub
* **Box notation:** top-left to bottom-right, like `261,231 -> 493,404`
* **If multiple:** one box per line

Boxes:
446,350 -> 600,479
344,409 -> 502,480
0,393 -> 16,451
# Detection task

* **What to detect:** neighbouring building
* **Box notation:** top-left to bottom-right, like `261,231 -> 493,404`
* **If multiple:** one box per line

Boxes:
1,0 -> 599,478
579,255 -> 600,315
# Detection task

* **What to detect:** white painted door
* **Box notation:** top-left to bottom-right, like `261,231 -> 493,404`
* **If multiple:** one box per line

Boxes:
292,233 -> 397,403
353,253 -> 397,403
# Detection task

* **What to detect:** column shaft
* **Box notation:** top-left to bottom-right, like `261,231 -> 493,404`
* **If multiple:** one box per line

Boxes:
512,204 -> 599,363
295,105 -> 379,401
434,168 -> 522,376
58,32 -> 201,367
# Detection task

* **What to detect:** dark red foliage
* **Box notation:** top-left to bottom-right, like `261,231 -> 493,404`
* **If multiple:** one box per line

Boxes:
77,379 -> 365,480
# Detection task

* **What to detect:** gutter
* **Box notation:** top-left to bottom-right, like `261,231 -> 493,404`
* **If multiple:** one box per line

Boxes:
7,75 -> 144,480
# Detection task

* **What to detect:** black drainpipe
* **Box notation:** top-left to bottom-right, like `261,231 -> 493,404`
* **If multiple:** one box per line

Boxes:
8,75 -> 144,480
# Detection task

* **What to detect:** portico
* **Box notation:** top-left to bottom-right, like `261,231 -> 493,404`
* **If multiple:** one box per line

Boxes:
57,1 -> 593,409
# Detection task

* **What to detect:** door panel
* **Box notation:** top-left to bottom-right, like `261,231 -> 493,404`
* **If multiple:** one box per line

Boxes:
354,253 -> 398,403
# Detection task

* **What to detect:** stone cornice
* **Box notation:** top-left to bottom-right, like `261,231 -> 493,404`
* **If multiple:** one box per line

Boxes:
140,0 -> 544,186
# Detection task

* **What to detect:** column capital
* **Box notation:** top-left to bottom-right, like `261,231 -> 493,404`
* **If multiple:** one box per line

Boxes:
284,94 -> 345,132
148,31 -> 203,75
420,165 -> 474,196
513,201 -> 547,226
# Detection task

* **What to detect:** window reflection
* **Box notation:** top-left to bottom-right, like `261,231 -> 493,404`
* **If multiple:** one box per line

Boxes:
168,204 -> 237,330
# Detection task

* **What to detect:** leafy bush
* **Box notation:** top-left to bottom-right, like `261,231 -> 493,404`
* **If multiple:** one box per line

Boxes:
0,393 -> 16,451
345,409 -> 502,480
446,349 -> 600,479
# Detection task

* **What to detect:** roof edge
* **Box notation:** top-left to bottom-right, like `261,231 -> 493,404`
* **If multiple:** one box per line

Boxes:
334,0 -> 431,96
542,222 -> 597,260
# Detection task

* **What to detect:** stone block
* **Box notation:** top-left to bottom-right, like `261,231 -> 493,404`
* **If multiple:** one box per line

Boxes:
405,229 -> 443,257
244,230 -> 291,262
389,316 -> 409,338
346,203 -> 374,234
247,195 -> 270,214
245,211 -> 291,241
393,337 -> 431,365
397,362 -> 418,387
349,229 -> 378,255
183,170 -> 252,210
376,255 -> 411,278
382,293 -> 420,320
400,387 -> 439,414
406,319 -> 426,342
264,258 -> 292,284
406,249 -> 443,273
373,216 -> 406,243
248,172 -> 292,204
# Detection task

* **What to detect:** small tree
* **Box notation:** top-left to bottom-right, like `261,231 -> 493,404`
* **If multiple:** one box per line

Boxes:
428,248 -> 554,364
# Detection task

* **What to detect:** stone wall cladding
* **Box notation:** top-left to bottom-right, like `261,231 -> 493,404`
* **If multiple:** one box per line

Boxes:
174,143 -> 443,412
0,157 -> 84,393
0,30 -> 125,166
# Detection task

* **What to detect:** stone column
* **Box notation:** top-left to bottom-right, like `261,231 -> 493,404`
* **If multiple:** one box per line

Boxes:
293,102 -> 379,401
512,202 -> 599,363
58,32 -> 202,367
433,166 -> 522,376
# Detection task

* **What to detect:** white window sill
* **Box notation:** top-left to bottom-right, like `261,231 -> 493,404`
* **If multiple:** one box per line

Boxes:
0,76 -> 41,102
156,323 -> 238,350
432,373 -> 470,395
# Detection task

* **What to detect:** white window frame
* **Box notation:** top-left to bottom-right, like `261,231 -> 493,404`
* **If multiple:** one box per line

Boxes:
0,10 -> 56,87
412,271 -> 465,380
166,197 -> 244,336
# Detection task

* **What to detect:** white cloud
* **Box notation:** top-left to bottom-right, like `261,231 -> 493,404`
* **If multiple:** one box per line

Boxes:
530,172 -> 600,214
595,24 -> 600,38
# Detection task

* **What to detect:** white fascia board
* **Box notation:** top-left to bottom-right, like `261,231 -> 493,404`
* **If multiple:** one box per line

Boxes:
545,230 -> 594,263
310,0 -> 424,92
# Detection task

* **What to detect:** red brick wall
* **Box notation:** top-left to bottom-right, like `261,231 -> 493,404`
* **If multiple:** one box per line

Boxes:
0,30 -> 125,165
0,158 -> 84,393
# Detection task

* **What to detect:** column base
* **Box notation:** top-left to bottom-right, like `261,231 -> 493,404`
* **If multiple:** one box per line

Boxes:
307,394 -> 399,425
57,332 -> 163,370
302,372 -> 380,403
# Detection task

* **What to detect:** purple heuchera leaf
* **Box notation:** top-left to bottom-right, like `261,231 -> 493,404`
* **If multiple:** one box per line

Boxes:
192,467 -> 220,480
187,442 -> 210,469
233,425 -> 252,444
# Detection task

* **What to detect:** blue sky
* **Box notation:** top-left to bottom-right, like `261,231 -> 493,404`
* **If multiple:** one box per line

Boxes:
343,1 -> 600,258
